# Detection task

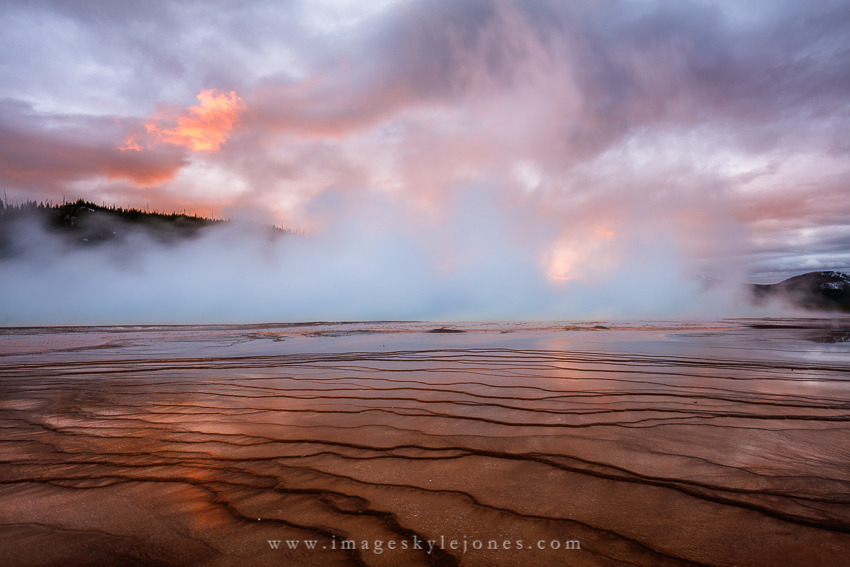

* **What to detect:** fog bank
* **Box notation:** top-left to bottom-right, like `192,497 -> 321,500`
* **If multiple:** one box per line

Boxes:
0,192 -> 769,326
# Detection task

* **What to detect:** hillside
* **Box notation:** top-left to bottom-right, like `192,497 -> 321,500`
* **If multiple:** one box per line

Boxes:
0,199 -> 285,256
752,271 -> 850,313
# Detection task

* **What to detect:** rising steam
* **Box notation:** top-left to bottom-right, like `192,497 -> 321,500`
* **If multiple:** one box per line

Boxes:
0,189 -> 767,326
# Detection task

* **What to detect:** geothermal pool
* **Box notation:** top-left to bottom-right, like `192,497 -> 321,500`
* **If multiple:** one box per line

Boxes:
1,320 -> 848,566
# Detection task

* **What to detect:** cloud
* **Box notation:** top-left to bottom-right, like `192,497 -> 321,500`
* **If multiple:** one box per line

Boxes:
1,0 -> 850,323
0,88 -> 247,201
134,89 -> 246,151
0,102 -> 188,191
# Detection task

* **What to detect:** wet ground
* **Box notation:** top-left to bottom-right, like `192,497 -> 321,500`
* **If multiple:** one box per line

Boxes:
1,319 -> 849,566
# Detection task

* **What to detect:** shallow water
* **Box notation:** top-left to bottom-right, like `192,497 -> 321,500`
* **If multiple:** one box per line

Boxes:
1,320 -> 849,566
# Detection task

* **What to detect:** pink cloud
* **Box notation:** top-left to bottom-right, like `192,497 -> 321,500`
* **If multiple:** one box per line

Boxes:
130,89 -> 247,152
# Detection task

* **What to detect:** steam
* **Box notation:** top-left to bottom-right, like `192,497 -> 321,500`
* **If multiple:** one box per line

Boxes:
0,189 -> 769,326
1,0 -> 849,325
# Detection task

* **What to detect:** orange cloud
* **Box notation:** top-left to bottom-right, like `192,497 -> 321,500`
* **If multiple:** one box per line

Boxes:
120,139 -> 141,151
140,89 -> 246,151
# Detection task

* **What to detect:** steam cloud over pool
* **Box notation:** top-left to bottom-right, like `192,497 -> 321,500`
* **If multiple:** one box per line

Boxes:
2,0 -> 850,325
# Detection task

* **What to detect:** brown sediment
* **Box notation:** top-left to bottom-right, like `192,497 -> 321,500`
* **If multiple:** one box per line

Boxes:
0,321 -> 848,566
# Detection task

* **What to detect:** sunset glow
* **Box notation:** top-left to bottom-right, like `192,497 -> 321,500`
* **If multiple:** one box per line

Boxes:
1,0 -> 849,323
1,8 -> 848,567
144,89 -> 245,152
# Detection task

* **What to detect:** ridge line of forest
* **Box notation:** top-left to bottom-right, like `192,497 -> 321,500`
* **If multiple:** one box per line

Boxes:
0,197 -> 299,237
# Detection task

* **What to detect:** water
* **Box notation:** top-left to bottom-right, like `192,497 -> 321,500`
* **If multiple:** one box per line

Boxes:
1,320 -> 849,566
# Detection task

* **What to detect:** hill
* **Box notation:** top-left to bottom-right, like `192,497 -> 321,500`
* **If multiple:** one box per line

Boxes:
751,271 -> 850,313
0,198 -> 286,256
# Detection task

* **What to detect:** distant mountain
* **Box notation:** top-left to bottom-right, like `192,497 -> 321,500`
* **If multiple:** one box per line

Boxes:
751,271 -> 850,313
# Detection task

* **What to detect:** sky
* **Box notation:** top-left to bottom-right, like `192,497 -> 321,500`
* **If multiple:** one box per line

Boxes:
1,0 -> 849,324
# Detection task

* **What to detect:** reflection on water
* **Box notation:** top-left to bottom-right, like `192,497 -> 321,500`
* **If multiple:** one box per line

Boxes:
0,320 -> 848,566
810,330 -> 850,344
